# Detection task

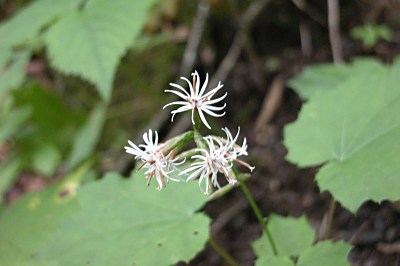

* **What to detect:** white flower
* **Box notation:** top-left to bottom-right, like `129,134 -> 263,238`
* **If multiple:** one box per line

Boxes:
180,136 -> 235,195
217,127 -> 255,172
124,129 -> 184,190
180,127 -> 254,194
163,70 -> 227,129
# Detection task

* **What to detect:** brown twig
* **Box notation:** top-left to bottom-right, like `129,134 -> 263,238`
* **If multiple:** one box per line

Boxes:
254,74 -> 285,133
179,0 -> 210,76
226,0 -> 267,92
291,0 -> 326,26
299,20 -> 312,57
327,0 -> 343,63
211,0 -> 270,87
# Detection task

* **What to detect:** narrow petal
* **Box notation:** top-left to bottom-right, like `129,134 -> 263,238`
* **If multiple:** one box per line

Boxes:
201,103 -> 226,111
169,83 -> 190,97
203,82 -> 224,98
164,89 -> 189,100
163,101 -> 190,109
198,109 -> 212,129
198,73 -> 209,97
201,107 -> 226,117
181,77 -> 195,98
204,92 -> 227,105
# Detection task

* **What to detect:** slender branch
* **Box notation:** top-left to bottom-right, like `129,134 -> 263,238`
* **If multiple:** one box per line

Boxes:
180,0 -> 210,76
291,0 -> 326,26
212,0 -> 270,87
227,0 -> 267,91
299,20 -> 312,57
208,237 -> 240,266
237,176 -> 278,256
327,0 -> 343,63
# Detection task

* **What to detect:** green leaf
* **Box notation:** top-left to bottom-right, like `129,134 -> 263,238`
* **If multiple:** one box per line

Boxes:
253,215 -> 314,258
0,49 -> 30,95
351,24 -> 392,48
36,172 -> 210,265
14,83 -> 84,152
31,143 -> 62,177
0,106 -> 32,143
256,256 -> 293,266
288,58 -> 383,100
297,241 -> 351,266
10,84 -> 84,176
45,0 -> 158,101
0,0 -> 82,48
0,166 -> 87,265
0,158 -> 21,204
67,104 -> 106,169
252,215 -> 351,266
284,58 -> 400,212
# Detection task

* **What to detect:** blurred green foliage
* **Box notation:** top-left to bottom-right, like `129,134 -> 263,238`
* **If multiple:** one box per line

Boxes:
351,24 -> 392,49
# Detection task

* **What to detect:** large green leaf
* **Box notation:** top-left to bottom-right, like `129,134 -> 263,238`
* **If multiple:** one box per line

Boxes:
288,58 -> 383,100
37,172 -> 209,265
253,215 -> 314,257
297,241 -> 351,266
0,49 -> 30,94
0,106 -> 31,143
252,215 -> 351,266
67,103 -> 106,169
0,165 -> 87,266
45,0 -> 158,101
284,58 -> 400,212
255,256 -> 293,266
0,0 -> 82,48
0,158 -> 21,205
12,84 -> 84,176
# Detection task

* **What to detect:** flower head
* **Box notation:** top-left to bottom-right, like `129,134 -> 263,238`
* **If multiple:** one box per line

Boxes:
180,127 -> 254,194
124,129 -> 184,190
163,70 -> 227,129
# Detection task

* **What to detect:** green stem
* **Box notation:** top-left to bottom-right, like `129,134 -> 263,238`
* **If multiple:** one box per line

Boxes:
234,168 -> 278,256
324,199 -> 336,239
208,237 -> 240,266
162,131 -> 194,154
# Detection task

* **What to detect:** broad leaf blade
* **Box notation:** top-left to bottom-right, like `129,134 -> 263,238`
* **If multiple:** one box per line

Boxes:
0,0 -> 82,48
0,167 -> 86,265
284,58 -> 400,212
288,58 -> 384,100
253,215 -> 314,258
297,241 -> 351,266
0,49 -> 30,94
256,256 -> 293,266
252,215 -> 351,266
45,0 -> 158,101
37,172 -> 209,265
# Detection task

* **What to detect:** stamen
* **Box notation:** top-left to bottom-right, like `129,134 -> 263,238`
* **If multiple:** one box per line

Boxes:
235,159 -> 255,172
136,161 -> 147,172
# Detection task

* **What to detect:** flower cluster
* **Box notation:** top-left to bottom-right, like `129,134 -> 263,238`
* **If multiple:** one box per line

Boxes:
125,71 -> 254,194
124,129 -> 184,191
181,127 -> 254,194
